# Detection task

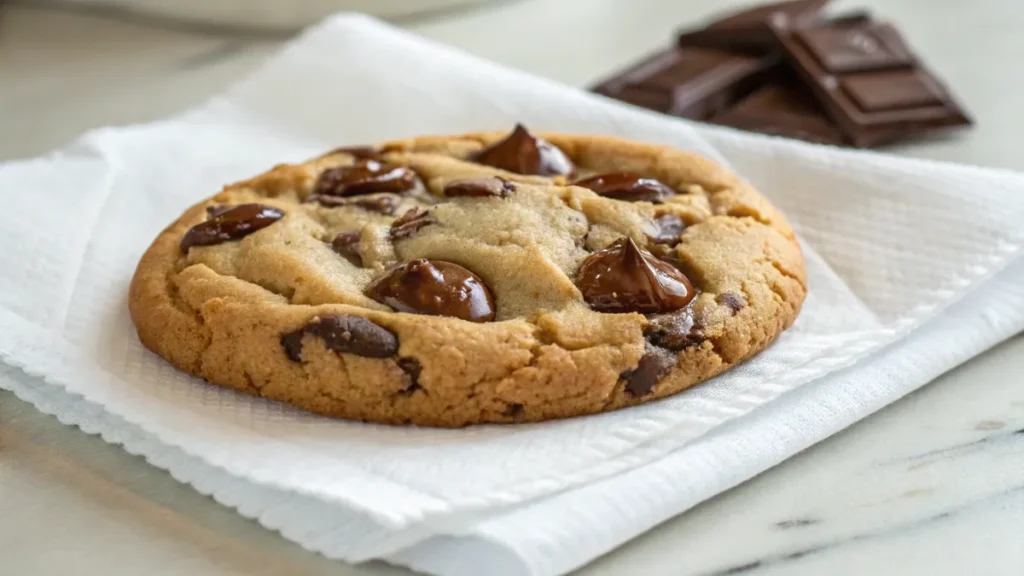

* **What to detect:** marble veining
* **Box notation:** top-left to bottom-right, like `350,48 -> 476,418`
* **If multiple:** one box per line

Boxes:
583,335 -> 1024,576
707,487 -> 1024,576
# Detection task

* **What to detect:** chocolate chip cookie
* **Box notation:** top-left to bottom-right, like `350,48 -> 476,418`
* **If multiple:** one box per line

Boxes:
129,125 -> 806,427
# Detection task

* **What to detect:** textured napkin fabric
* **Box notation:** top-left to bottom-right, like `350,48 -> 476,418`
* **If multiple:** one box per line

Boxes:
2,14 -> 1024,576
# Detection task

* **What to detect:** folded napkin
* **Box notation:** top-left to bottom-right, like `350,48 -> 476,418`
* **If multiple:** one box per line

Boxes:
2,14 -> 1023,576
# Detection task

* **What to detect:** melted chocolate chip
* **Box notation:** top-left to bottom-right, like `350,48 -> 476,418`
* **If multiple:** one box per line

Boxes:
444,176 -> 516,198
472,124 -> 575,176
575,237 -> 697,314
389,208 -> 436,241
311,193 -> 402,215
646,308 -> 704,350
281,315 -> 398,362
180,204 -> 283,252
623,346 -> 676,396
647,214 -> 686,245
315,160 -> 419,197
331,231 -> 362,266
573,172 -> 676,203
397,357 -> 423,394
351,195 -> 403,215
365,259 -> 496,322
718,292 -> 747,314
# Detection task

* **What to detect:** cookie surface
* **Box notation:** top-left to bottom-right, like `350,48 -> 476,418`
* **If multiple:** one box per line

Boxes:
129,126 -> 806,427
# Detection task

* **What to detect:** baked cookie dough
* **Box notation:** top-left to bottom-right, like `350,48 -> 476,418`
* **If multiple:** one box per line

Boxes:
129,125 -> 806,427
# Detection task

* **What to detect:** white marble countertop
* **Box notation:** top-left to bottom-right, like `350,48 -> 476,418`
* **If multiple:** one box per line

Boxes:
1,0 -> 1022,574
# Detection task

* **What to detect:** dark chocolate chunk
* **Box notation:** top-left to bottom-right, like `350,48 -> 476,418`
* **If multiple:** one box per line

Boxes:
180,203 -> 283,252
576,237 -> 697,314
331,231 -> 363,266
718,292 -> 747,313
592,48 -> 780,120
647,214 -> 687,245
623,346 -> 677,396
389,208 -> 437,241
677,0 -> 833,53
573,172 -> 676,203
365,259 -> 496,322
503,403 -> 526,422
315,160 -> 420,197
472,124 -> 575,176
646,308 -> 705,350
280,330 -> 306,363
303,315 -> 398,358
444,176 -> 516,198
709,81 -> 848,145
281,315 -> 398,362
397,357 -> 422,394
770,18 -> 971,147
311,193 -> 402,215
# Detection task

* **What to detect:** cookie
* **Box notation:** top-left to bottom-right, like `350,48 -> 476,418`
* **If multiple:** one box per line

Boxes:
129,125 -> 806,427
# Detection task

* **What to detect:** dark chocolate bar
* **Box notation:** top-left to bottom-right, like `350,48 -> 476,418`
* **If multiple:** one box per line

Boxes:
592,48 -> 779,120
677,0 -> 833,53
708,81 -> 846,145
770,17 -> 971,147
592,2 -> 972,148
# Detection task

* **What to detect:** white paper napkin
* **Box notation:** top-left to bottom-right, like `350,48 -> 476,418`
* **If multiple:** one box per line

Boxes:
2,14 -> 1023,576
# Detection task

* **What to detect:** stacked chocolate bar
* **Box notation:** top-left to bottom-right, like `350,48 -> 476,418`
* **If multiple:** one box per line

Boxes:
591,0 -> 971,147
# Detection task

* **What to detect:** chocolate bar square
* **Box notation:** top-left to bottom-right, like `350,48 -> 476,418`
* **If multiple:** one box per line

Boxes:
771,17 -> 971,147
592,48 -> 779,120
795,22 -> 914,73
841,70 -> 945,111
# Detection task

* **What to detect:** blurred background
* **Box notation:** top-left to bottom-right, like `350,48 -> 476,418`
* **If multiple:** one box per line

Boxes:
8,0 -> 504,27
2,0 -> 1016,168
